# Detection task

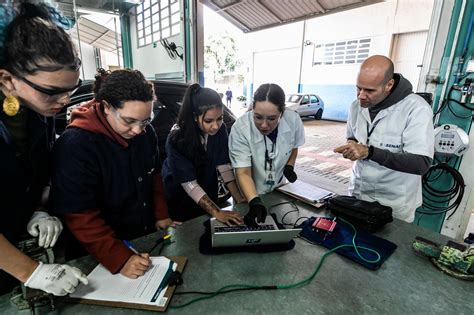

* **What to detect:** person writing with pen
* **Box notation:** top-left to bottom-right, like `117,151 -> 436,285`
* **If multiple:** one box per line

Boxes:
51,69 -> 179,279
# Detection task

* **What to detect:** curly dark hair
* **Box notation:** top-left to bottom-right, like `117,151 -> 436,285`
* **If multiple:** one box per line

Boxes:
93,69 -> 154,108
1,2 -> 80,75
252,83 -> 286,113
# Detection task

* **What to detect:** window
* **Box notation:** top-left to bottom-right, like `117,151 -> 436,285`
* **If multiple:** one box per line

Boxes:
310,95 -> 319,103
136,0 -> 181,48
313,38 -> 371,65
287,94 -> 302,103
301,95 -> 309,105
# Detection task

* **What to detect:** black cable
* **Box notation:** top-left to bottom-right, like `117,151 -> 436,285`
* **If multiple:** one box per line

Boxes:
417,162 -> 465,220
447,97 -> 474,110
268,201 -> 307,227
294,216 -> 310,227
433,86 -> 454,118
433,82 -> 474,120
446,101 -> 474,118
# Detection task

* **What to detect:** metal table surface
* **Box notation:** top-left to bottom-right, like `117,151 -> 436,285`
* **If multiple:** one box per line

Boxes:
1,192 -> 473,314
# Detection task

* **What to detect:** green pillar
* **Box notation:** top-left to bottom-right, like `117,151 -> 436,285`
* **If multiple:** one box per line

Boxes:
120,5 -> 133,69
415,0 -> 474,232
183,0 -> 192,82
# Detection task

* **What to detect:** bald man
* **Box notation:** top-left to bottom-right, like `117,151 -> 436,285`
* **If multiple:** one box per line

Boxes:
334,55 -> 434,222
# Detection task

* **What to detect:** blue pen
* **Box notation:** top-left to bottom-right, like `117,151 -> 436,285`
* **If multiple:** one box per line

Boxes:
123,240 -> 140,255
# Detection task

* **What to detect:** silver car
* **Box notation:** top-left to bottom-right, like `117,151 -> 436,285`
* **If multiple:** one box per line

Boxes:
285,93 -> 324,119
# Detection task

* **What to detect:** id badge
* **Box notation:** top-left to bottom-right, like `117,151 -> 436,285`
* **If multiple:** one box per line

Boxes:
265,170 -> 276,185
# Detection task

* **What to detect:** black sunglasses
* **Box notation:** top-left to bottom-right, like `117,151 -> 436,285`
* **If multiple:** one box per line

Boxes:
20,76 -> 82,96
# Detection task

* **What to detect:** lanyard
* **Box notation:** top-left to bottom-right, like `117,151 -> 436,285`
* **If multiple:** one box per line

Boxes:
264,136 -> 275,171
366,119 -> 382,145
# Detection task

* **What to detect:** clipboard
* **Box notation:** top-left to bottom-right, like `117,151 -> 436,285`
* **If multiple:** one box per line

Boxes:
67,256 -> 187,312
276,180 -> 335,208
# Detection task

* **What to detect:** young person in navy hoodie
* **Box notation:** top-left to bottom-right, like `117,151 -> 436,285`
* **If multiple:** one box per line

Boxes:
52,69 -> 177,279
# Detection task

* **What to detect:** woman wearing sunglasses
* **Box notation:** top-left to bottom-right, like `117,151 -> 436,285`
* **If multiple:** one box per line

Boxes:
0,2 -> 87,296
229,83 -> 305,226
161,84 -> 245,224
51,69 -> 177,279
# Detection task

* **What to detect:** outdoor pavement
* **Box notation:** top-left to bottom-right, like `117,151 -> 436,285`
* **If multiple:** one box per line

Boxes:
296,118 -> 352,195
229,104 -> 352,195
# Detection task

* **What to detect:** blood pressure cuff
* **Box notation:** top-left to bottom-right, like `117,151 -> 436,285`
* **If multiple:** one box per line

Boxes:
298,217 -> 397,270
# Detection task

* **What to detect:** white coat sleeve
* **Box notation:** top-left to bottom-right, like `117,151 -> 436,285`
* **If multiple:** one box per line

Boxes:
402,102 -> 434,157
228,123 -> 252,168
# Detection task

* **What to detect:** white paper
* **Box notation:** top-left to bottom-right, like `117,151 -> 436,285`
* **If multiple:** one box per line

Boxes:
277,180 -> 335,204
70,256 -> 176,307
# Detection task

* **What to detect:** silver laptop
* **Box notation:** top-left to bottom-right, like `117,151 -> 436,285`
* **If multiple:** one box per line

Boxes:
210,215 -> 302,248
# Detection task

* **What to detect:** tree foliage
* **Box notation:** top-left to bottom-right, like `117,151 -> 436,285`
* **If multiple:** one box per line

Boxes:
204,32 -> 241,81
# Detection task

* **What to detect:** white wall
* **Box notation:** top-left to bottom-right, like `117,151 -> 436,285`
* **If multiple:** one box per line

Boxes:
241,0 -> 434,87
130,16 -> 184,79
240,22 -> 303,95
253,47 -> 300,94
391,0 -> 435,34
301,0 -> 434,86
72,39 -> 97,80
243,22 -> 303,53
240,0 -> 434,120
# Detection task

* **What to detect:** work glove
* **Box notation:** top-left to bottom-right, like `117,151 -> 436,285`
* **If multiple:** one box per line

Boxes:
27,211 -> 63,248
24,262 -> 88,296
283,164 -> 297,183
244,197 -> 267,227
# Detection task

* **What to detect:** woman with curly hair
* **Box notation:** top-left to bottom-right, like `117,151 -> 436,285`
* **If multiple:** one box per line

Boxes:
52,69 -> 176,279
0,2 -> 87,296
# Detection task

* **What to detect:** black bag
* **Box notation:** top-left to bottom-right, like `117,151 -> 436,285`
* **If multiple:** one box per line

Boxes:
327,196 -> 393,232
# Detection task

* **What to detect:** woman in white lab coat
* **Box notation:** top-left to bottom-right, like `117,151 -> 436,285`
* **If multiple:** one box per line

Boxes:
229,83 -> 305,226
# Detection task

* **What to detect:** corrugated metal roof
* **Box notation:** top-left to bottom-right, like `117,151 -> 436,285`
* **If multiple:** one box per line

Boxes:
201,0 -> 383,33
69,17 -> 122,54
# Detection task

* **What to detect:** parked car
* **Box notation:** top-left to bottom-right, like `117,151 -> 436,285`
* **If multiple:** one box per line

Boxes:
285,93 -> 324,119
55,80 -> 236,203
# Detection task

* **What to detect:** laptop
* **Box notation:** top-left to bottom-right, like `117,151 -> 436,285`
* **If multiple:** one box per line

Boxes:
276,180 -> 335,208
210,215 -> 302,248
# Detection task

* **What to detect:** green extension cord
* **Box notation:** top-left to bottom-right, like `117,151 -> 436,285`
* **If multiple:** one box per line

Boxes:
170,218 -> 381,309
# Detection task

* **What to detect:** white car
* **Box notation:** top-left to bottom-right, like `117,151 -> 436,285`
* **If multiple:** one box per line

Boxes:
285,93 -> 324,119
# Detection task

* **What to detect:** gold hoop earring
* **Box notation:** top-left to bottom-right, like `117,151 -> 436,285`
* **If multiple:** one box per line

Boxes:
3,95 -> 20,116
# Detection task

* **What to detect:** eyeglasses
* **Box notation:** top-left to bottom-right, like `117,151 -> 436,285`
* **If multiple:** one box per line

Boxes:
112,108 -> 155,128
253,112 -> 281,123
20,76 -> 82,97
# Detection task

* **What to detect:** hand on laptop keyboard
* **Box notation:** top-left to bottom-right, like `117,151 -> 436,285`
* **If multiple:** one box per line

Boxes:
214,224 -> 276,233
214,210 -> 244,226
245,197 -> 267,228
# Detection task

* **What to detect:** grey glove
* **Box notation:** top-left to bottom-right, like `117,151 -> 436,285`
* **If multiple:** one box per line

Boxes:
27,211 -> 63,248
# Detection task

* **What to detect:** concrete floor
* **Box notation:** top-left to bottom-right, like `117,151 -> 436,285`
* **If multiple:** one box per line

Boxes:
295,118 -> 351,195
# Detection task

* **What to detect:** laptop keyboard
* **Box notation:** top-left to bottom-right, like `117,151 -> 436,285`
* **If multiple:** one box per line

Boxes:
214,224 -> 276,233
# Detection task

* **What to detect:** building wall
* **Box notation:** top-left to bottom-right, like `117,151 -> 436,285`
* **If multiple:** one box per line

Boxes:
129,17 -> 184,79
244,0 -> 434,120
